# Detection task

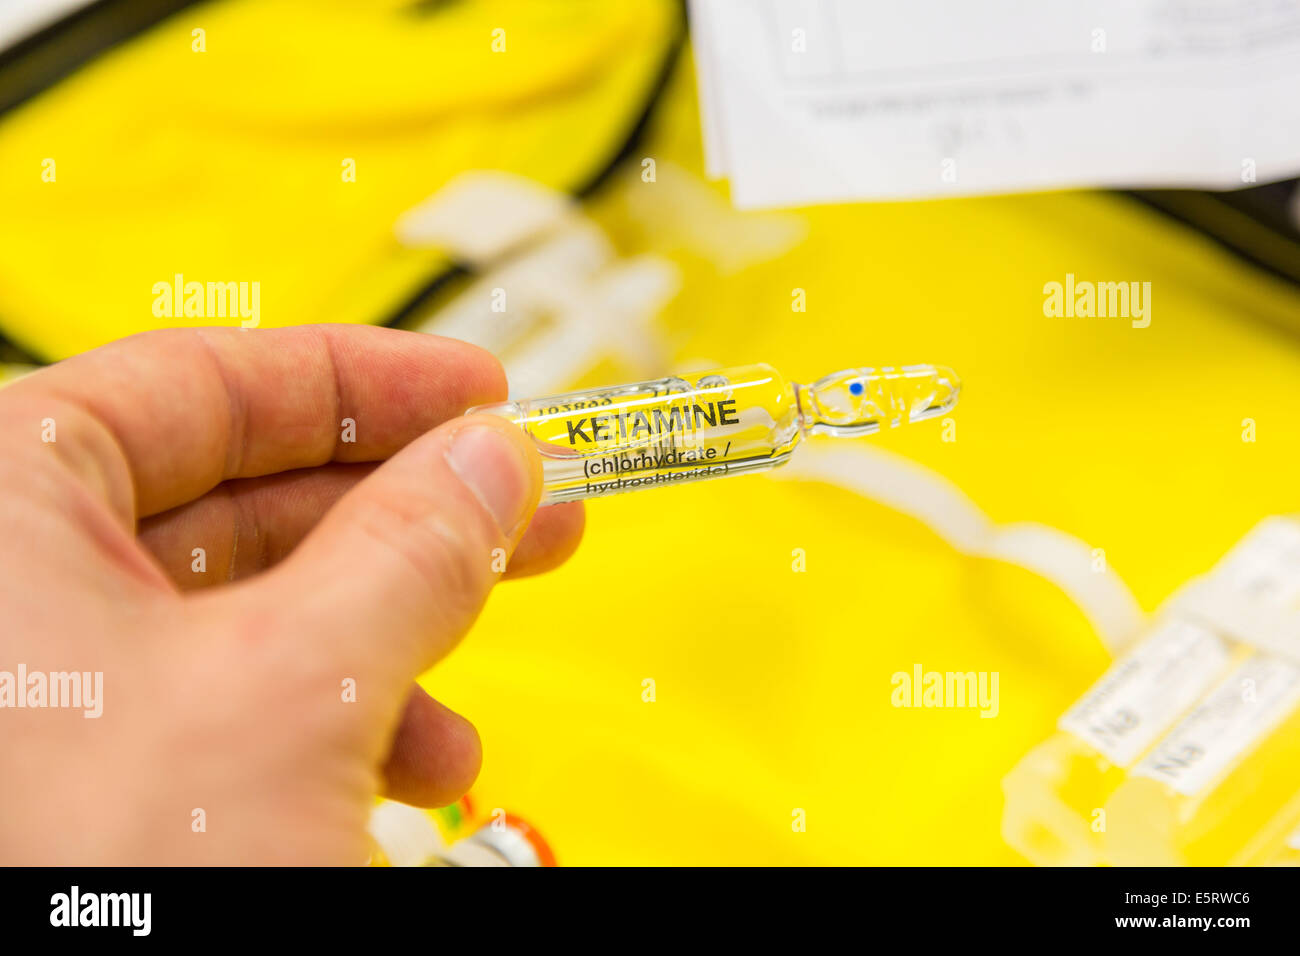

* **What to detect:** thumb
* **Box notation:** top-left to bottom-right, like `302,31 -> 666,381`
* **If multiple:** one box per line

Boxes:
260,414 -> 542,688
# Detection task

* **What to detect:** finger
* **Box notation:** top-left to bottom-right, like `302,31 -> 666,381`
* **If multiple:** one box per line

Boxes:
380,685 -> 482,808
503,502 -> 585,580
137,463 -> 375,587
259,414 -> 542,684
1,325 -> 505,525
137,467 -> 583,587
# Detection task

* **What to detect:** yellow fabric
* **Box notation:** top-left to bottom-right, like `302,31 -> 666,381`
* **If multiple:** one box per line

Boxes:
4,5 -> 1298,864
0,0 -> 679,359
421,50 -> 1300,864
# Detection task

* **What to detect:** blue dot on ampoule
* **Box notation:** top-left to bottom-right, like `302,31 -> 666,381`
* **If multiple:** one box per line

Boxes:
848,381 -> 864,395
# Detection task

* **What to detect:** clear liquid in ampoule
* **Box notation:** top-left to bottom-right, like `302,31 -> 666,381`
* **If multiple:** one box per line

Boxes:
470,363 -> 959,504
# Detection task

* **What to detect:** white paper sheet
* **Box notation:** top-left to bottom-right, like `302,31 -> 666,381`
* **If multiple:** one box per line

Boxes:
690,0 -> 1300,207
0,0 -> 95,51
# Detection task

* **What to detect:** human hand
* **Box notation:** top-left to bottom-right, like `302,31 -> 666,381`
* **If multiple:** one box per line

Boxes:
0,325 -> 583,864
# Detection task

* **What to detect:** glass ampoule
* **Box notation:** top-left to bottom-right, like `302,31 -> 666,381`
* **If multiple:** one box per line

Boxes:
1266,814 -> 1300,865
1002,517 -> 1300,866
1001,617 -> 1233,867
1103,655 -> 1300,866
1235,788 -> 1300,865
1100,518 -> 1300,866
468,363 -> 960,504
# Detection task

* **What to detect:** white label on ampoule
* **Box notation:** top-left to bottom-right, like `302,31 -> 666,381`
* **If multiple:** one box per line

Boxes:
1132,654 -> 1300,797
1059,619 -> 1231,767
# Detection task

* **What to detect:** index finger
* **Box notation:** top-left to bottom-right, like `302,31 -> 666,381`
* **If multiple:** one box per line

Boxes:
2,324 -> 506,522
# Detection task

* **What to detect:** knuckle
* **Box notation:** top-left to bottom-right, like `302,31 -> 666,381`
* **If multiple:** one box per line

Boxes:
350,491 -> 496,618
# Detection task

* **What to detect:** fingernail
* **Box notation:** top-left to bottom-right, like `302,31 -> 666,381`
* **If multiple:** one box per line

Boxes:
446,425 -> 533,535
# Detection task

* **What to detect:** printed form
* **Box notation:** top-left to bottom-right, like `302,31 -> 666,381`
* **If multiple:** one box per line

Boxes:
690,0 -> 1300,206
